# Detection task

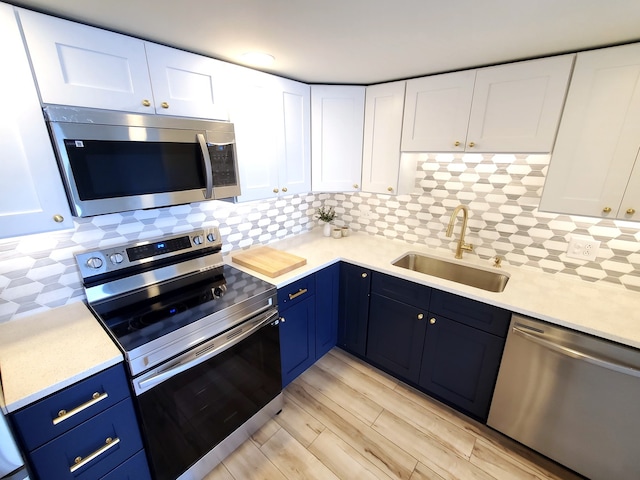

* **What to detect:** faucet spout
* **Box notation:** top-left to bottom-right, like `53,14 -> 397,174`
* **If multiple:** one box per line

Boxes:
446,205 -> 474,259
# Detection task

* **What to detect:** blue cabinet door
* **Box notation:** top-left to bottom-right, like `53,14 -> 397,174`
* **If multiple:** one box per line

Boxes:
315,263 -> 339,358
338,263 -> 371,356
279,295 -> 316,388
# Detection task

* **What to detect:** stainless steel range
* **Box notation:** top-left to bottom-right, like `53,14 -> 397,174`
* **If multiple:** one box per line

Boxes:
76,227 -> 282,480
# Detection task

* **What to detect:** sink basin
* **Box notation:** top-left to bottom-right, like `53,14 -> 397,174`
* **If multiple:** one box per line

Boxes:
392,253 -> 509,292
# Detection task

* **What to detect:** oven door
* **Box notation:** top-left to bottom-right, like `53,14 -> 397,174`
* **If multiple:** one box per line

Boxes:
132,308 -> 281,480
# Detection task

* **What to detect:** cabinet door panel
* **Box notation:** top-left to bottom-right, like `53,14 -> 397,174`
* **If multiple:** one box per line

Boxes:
18,9 -> 154,113
419,317 -> 504,420
619,148 -> 640,221
367,294 -> 427,383
401,70 -> 475,152
338,263 -> 371,356
468,55 -> 574,152
540,44 -> 640,218
144,42 -> 227,119
315,264 -> 340,358
311,86 -> 365,192
280,298 -> 316,387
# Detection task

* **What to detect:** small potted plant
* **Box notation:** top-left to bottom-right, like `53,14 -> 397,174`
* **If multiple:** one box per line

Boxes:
316,206 -> 337,237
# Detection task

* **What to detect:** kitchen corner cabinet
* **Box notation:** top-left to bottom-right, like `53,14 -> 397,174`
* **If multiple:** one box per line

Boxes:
540,43 -> 640,221
338,263 -> 371,356
402,55 -> 574,153
311,85 -> 365,192
0,3 -> 73,239
279,265 -> 339,387
227,67 -> 311,202
10,363 -> 151,480
17,8 -> 227,119
362,81 -> 417,195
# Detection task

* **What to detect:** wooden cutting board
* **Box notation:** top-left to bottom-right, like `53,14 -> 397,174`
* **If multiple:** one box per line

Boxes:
232,246 -> 307,277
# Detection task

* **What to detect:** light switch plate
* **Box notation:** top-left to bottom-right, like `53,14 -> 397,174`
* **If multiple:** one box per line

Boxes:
566,234 -> 600,261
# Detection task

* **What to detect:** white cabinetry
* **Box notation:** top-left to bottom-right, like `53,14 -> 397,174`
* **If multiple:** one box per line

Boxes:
223,66 -> 310,202
311,85 -> 365,192
540,44 -> 640,221
17,8 -> 227,119
402,55 -> 574,153
0,3 -> 73,239
361,81 -> 416,195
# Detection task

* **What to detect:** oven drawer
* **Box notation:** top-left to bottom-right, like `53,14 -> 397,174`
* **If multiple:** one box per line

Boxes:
278,276 -> 315,310
29,398 -> 144,480
12,364 -> 131,451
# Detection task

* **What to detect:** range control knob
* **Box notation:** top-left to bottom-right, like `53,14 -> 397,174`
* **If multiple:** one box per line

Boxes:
193,235 -> 204,245
207,233 -> 216,243
212,285 -> 227,299
86,257 -> 103,269
109,253 -> 124,265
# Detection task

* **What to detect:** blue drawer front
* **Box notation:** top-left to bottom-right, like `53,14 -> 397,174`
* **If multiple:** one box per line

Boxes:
101,450 -> 151,480
278,275 -> 315,310
30,398 -> 143,480
13,364 -> 130,451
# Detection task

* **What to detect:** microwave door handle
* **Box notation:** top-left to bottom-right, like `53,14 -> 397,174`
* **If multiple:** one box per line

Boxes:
196,133 -> 213,199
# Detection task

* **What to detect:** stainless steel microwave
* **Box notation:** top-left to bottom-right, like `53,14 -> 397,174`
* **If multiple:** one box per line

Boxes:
44,105 -> 241,217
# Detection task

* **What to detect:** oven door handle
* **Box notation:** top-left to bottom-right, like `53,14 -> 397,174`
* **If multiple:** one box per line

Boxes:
197,133 -> 214,199
136,308 -> 280,394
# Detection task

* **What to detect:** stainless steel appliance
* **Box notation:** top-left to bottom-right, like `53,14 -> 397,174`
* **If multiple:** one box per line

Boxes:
488,314 -> 640,480
45,105 -> 241,217
77,227 -> 282,480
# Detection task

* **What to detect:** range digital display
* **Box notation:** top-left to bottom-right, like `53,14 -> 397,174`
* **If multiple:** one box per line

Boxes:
127,236 -> 192,261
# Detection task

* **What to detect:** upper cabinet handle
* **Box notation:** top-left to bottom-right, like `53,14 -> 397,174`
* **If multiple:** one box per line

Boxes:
454,141 -> 461,147
142,99 -> 151,107
468,142 -> 475,148
602,206 -> 612,213
626,208 -> 636,215
161,102 -> 169,109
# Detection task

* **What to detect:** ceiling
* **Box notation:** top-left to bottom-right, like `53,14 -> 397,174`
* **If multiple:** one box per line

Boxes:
9,0 -> 640,84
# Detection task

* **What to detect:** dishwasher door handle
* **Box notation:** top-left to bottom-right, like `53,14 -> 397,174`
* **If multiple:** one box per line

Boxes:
512,326 -> 640,379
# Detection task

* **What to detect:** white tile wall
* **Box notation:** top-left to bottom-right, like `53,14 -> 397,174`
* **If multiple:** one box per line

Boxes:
1,152 -> 638,323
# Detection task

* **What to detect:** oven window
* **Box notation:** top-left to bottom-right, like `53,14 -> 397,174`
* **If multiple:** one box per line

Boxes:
135,321 -> 281,480
65,140 -> 206,200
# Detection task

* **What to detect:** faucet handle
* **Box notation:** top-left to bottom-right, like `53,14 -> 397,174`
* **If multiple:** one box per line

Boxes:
462,243 -> 473,252
493,255 -> 502,268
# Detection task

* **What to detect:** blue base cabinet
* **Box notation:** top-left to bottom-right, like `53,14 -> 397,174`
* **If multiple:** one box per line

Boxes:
337,263 -> 371,356
10,364 -> 151,480
279,264 -> 339,387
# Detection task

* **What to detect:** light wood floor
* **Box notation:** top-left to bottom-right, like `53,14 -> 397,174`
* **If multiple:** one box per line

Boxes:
203,348 -> 583,480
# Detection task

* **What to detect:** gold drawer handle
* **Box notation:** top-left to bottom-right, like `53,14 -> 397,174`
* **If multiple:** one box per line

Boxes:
70,437 -> 120,473
288,288 -> 308,300
53,392 -> 108,425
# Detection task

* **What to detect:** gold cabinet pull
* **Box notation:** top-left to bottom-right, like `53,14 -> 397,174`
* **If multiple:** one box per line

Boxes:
454,141 -> 461,147
142,99 -> 151,107
282,187 -> 288,193
288,288 -> 308,300
353,184 -> 359,189
602,206 -> 612,213
468,142 -> 475,148
70,437 -> 120,473
429,318 -> 436,325
53,214 -> 64,223
626,208 -> 636,215
387,186 -> 393,192
161,101 -> 169,109
417,313 -> 424,320
53,392 -> 109,425
273,188 -> 279,193
361,272 -> 368,278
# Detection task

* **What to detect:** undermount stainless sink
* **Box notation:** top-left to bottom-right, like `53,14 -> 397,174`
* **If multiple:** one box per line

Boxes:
392,252 -> 510,293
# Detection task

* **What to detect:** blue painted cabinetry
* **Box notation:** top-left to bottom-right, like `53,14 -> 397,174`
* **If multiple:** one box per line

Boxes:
279,264 -> 339,387
10,364 -> 151,480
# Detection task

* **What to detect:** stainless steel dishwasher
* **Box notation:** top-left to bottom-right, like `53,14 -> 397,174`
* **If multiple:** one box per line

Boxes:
488,314 -> 640,480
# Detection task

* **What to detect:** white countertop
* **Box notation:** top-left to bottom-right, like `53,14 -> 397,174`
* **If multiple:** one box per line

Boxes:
228,230 -> 640,349
0,302 -> 123,413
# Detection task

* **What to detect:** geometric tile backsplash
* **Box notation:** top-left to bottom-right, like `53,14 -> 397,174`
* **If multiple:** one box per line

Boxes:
1,152 -> 639,323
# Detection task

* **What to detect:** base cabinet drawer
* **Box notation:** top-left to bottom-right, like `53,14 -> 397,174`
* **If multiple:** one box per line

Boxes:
30,398 -> 144,480
100,450 -> 151,480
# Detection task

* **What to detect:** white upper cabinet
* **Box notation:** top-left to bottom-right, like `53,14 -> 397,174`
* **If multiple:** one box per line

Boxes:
402,55 -> 575,153
540,44 -> 640,221
0,3 -> 73,239
311,85 -> 365,192
17,8 -> 227,119
361,81 -> 412,195
223,65 -> 310,202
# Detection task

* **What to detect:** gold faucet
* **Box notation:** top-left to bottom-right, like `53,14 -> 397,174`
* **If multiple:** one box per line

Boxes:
446,205 -> 474,259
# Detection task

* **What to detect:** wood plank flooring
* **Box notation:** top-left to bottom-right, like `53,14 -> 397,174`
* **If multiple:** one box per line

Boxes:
203,348 -> 583,480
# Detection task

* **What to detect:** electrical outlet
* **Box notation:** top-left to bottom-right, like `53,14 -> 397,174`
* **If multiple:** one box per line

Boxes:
566,234 -> 600,261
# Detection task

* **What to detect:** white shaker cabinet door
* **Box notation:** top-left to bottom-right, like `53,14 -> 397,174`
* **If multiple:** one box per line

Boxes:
0,4 -> 73,239
144,42 -> 228,119
362,81 -> 406,194
540,44 -> 640,220
17,8 -> 154,113
401,70 -> 475,152
467,54 -> 574,153
311,85 -> 365,192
